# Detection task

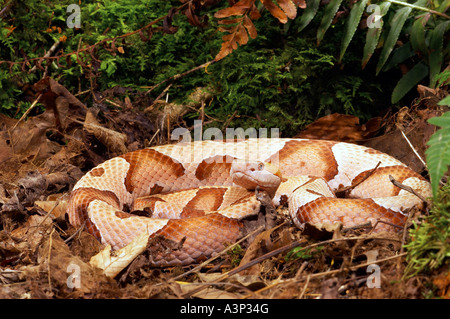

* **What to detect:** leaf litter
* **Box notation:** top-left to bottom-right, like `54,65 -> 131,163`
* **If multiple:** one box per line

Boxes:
0,78 -> 447,299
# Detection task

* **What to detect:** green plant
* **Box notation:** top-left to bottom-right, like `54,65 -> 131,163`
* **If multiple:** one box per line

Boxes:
1,0 -> 391,133
211,0 -> 450,104
404,181 -> 450,277
285,245 -> 324,261
426,110 -> 450,198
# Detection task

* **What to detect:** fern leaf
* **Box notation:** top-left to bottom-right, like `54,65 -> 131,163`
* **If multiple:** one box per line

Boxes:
426,111 -> 450,197
410,14 -> 429,59
297,0 -> 320,32
382,42 -> 415,72
339,0 -> 369,62
361,1 -> 391,69
428,21 -> 449,88
317,0 -> 344,45
214,0 -> 255,18
391,61 -> 428,103
261,0 -> 288,23
278,0 -> 298,20
376,5 -> 412,74
216,23 -> 250,61
243,15 -> 257,39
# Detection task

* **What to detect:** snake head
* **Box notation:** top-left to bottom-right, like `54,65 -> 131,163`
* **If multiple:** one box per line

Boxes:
230,160 -> 283,198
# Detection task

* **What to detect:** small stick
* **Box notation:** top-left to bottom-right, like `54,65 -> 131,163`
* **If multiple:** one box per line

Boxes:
29,40 -> 61,73
368,218 -> 403,235
47,228 -> 55,292
241,238 -> 404,298
400,129 -> 427,168
336,161 -> 381,195
11,93 -> 42,131
144,82 -> 173,113
145,60 -> 215,95
64,223 -> 85,244
388,175 -> 427,202
298,274 -> 311,299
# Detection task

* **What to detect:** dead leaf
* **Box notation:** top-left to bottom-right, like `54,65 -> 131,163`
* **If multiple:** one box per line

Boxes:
296,113 -> 381,142
35,199 -> 67,220
278,0 -> 298,19
214,0 -> 253,18
38,230 -> 112,296
261,0 -> 288,23
239,227 -> 276,275
83,110 -> 128,155
89,230 -> 149,278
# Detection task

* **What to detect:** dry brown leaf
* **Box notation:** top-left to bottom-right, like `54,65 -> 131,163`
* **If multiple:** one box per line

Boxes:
214,0 -> 254,18
243,15 -> 257,39
239,227 -> 277,275
38,230 -> 111,296
292,0 -> 307,8
83,110 -> 128,155
278,0 -> 297,19
89,230 -> 149,278
296,113 -> 381,142
261,0 -> 288,23
35,199 -> 67,220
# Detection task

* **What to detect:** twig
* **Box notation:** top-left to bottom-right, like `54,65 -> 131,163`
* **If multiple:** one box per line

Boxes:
238,237 -> 404,299
29,40 -> 61,73
64,223 -> 85,244
148,128 -> 160,146
368,218 -> 404,235
221,110 -> 238,131
399,129 -> 427,168
104,99 -> 122,108
11,93 -> 42,131
388,175 -> 428,202
23,199 -> 60,242
145,60 -> 215,95
144,82 -> 173,113
336,161 -> 381,195
0,0 -> 13,18
256,252 -> 407,298
298,274 -> 311,299
181,237 -> 308,298
307,252 -> 407,280
47,227 -> 55,293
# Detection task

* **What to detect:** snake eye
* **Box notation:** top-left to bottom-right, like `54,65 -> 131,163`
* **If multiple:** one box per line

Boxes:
257,163 -> 264,171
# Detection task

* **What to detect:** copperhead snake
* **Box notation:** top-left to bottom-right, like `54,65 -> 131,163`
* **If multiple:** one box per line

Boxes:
67,138 -> 431,266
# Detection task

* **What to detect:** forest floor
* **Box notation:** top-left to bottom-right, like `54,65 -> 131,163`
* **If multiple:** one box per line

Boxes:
0,78 -> 448,299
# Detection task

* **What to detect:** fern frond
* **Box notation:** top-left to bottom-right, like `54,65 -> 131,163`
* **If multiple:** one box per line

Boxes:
426,111 -> 450,197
